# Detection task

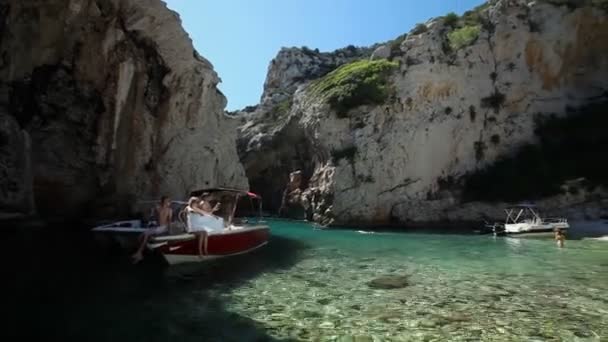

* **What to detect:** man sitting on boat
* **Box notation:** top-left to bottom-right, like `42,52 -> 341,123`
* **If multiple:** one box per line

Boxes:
131,195 -> 172,263
185,196 -> 224,256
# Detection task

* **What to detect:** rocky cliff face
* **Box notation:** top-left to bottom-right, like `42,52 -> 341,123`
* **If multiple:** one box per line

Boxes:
237,45 -> 375,212
238,0 -> 608,226
0,0 -> 247,219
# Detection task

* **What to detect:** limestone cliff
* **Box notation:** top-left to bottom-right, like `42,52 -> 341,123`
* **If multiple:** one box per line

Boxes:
238,0 -> 608,226
0,0 -> 247,219
237,45 -> 375,212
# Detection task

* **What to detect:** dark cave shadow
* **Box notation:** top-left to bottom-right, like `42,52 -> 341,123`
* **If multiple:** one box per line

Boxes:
1,227 -> 309,342
162,235 -> 309,284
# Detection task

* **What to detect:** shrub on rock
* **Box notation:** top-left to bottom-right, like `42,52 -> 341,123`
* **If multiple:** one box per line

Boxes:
309,59 -> 398,117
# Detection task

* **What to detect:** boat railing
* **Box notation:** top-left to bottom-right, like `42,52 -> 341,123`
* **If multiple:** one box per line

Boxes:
542,217 -> 568,223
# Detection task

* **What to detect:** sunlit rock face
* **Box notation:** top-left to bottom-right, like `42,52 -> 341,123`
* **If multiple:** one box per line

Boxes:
236,45 -> 376,214
0,0 -> 247,219
238,0 -> 608,226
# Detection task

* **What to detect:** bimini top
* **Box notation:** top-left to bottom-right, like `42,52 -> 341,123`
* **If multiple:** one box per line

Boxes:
189,187 -> 261,199
507,203 -> 537,209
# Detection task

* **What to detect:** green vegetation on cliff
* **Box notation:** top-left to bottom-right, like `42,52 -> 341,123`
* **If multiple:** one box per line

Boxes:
461,2 -> 490,26
411,23 -> 428,35
440,4 -> 488,53
309,59 -> 398,117
463,101 -> 608,202
448,25 -> 481,50
268,97 -> 292,119
444,12 -> 460,28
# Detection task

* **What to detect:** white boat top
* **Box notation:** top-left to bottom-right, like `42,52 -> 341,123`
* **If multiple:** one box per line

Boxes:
503,204 -> 568,227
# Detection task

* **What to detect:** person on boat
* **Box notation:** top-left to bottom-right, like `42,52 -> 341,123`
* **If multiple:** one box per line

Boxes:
185,196 -> 223,257
555,229 -> 566,248
131,195 -> 172,263
200,197 -> 223,221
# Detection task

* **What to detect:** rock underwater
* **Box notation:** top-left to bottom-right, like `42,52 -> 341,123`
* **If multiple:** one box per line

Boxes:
368,275 -> 410,289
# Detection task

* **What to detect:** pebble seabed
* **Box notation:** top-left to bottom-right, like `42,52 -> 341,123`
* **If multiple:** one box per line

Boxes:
216,223 -> 608,341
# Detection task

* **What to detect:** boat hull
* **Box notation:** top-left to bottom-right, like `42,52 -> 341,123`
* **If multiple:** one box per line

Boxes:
506,228 -> 568,238
505,222 -> 569,234
482,222 -> 569,237
149,225 -> 270,265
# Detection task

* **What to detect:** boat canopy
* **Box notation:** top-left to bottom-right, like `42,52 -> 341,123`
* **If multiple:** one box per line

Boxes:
507,203 -> 537,209
504,204 -> 542,224
189,187 -> 261,199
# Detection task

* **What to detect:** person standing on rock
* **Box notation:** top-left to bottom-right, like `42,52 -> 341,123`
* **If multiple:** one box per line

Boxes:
279,170 -> 302,217
131,195 -> 172,264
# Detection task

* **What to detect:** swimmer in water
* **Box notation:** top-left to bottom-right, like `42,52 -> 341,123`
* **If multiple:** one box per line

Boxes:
554,229 -> 565,248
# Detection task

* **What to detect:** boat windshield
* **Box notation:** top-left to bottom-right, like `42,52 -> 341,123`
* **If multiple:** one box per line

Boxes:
189,188 -> 264,225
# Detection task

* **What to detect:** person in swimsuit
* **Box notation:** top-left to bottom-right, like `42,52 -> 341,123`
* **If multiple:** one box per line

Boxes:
185,197 -> 223,257
132,195 -> 172,263
555,229 -> 565,248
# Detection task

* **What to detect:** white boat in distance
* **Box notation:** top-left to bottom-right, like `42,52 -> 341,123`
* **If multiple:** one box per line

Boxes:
484,204 -> 569,236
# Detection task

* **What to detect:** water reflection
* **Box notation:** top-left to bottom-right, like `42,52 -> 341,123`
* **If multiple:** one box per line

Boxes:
504,236 -> 524,251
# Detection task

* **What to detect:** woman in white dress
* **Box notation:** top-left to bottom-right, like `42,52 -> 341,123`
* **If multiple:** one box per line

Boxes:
185,197 -> 224,256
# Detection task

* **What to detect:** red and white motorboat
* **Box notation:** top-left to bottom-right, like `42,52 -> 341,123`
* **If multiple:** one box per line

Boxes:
91,188 -> 270,265
148,225 -> 270,265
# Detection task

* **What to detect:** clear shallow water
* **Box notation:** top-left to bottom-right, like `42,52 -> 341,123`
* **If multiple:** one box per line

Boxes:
221,220 -> 608,341
3,220 -> 608,341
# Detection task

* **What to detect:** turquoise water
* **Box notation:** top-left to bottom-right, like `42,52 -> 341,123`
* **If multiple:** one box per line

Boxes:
4,220 -> 608,341
221,220 -> 608,341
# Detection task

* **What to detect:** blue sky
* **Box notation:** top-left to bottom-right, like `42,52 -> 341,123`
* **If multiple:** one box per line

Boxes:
164,0 -> 485,111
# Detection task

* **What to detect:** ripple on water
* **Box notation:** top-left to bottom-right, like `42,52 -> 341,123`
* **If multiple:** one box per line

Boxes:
220,221 -> 608,341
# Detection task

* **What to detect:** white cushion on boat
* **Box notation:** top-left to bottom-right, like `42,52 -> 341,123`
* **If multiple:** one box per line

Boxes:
187,213 -> 224,233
